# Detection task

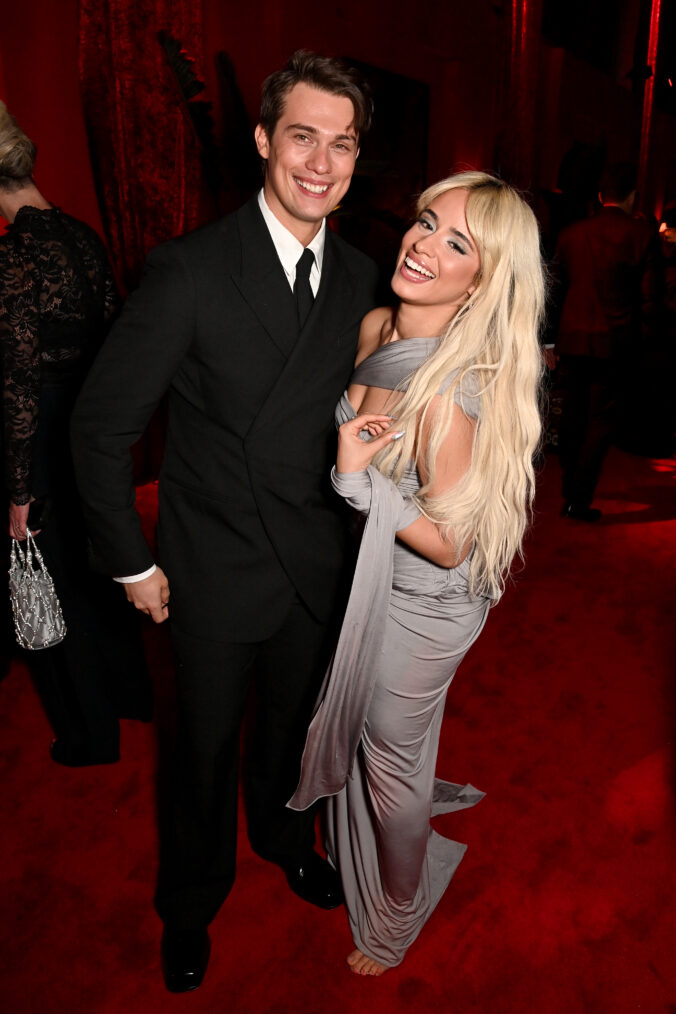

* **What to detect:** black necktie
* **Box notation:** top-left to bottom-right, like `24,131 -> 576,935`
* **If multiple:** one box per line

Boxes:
294,248 -> 315,329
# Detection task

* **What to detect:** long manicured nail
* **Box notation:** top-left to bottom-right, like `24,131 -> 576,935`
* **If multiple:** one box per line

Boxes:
391,430 -> 406,439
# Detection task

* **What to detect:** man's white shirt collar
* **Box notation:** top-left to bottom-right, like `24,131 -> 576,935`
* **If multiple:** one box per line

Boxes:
258,189 -> 325,295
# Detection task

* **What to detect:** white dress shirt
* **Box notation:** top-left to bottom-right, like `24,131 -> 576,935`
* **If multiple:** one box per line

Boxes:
115,189 -> 327,584
257,188 -> 325,295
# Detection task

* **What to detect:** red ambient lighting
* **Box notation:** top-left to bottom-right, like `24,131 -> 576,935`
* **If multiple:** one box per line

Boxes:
638,0 -> 662,209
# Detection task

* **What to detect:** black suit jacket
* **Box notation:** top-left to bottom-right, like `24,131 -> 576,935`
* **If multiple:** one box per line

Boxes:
554,206 -> 656,359
71,197 -> 379,641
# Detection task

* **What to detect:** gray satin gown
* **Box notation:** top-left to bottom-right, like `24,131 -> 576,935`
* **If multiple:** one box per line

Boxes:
289,338 -> 491,967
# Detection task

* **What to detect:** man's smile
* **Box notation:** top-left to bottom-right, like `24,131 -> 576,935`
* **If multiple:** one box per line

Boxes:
294,177 -> 331,196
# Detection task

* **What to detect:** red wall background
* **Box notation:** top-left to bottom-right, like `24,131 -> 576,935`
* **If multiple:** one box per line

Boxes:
1,0 -> 103,233
1,0 -> 673,245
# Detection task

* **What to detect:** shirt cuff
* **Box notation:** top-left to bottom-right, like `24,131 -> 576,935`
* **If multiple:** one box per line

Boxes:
113,564 -> 157,584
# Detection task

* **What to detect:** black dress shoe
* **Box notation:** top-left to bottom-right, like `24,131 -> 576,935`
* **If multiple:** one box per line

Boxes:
282,851 -> 344,909
560,502 -> 602,522
161,927 -> 210,993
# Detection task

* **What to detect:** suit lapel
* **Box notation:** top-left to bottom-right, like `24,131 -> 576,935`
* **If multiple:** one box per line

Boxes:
300,226 -> 355,350
232,198 -> 299,358
246,227 -> 358,437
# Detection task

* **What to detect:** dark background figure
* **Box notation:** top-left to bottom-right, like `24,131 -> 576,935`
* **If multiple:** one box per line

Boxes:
0,100 -> 152,766
661,203 -> 676,362
70,53 -> 379,993
552,162 -> 658,521
623,200 -> 676,458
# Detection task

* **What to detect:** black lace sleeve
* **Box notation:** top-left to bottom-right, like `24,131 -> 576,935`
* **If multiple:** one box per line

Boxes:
1,207 -> 120,505
0,241 -> 41,505
103,263 -> 121,323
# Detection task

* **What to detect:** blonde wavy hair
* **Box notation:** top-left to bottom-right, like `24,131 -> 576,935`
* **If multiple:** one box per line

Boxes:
375,171 -> 545,600
0,100 -> 36,191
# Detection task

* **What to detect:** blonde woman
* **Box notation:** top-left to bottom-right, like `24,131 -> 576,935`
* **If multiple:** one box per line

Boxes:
289,172 -> 545,974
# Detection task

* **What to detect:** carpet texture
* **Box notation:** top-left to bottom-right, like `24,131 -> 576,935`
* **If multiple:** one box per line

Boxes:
1,447 -> 674,1013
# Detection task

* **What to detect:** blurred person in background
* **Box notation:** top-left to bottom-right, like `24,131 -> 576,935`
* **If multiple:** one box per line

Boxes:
553,162 -> 658,520
0,100 -> 151,767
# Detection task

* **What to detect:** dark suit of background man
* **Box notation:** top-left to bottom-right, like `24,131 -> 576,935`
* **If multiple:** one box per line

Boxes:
554,162 -> 656,522
71,51 -> 378,992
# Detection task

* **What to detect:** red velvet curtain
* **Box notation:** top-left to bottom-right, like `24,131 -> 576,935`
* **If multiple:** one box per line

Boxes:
78,0 -> 204,288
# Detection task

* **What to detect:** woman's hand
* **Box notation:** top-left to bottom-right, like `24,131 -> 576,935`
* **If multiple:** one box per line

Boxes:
336,414 -> 405,473
9,501 -> 30,541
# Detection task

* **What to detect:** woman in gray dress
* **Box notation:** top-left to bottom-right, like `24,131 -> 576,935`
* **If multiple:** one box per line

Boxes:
289,172 -> 545,974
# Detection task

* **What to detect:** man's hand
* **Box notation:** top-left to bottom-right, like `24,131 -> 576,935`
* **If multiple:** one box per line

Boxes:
125,567 -> 171,623
9,501 -> 30,540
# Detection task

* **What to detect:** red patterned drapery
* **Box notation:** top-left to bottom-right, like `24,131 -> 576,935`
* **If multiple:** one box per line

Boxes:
78,0 -> 205,288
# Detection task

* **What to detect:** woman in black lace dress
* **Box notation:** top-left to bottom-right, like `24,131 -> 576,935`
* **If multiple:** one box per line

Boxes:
0,101 -> 151,765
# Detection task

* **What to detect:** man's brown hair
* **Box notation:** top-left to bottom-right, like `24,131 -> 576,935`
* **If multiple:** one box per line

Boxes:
259,50 -> 373,141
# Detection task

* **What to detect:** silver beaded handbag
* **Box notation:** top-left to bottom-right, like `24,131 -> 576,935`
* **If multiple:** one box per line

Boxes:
9,530 -> 67,650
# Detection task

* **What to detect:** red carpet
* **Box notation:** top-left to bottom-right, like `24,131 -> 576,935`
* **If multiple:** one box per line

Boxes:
1,447 -> 675,1013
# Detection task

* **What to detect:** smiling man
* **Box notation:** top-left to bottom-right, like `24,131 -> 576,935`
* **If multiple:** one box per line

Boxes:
255,81 -> 359,240
71,52 -> 377,992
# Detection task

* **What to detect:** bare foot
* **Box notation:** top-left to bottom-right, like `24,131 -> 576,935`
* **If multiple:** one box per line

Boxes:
346,948 -> 388,976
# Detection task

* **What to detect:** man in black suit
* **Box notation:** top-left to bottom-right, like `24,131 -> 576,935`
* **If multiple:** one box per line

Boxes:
554,162 -> 656,521
71,52 -> 378,992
